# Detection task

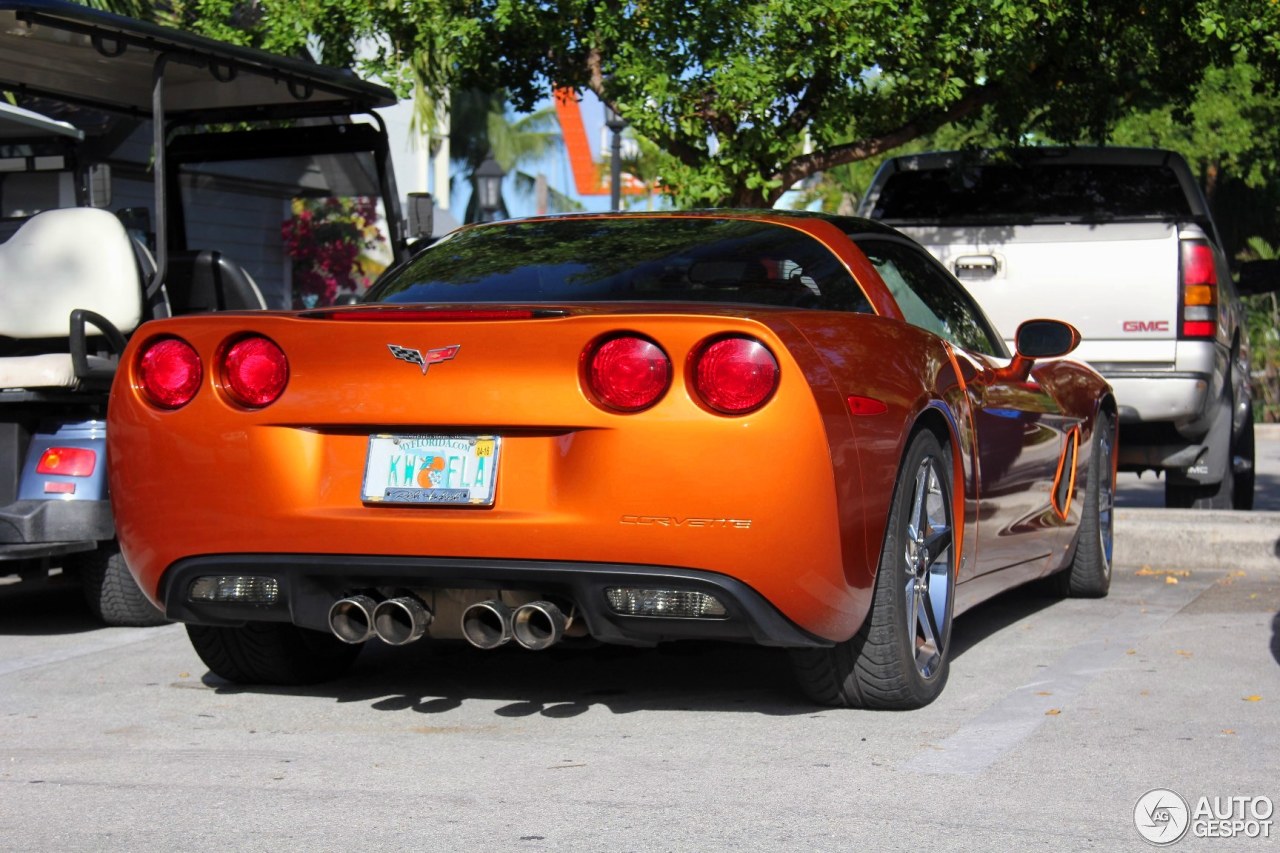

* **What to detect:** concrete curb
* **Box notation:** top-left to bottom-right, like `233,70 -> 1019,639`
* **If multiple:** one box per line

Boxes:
1114,508 -> 1280,571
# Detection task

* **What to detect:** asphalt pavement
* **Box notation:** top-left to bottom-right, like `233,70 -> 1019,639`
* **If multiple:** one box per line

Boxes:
0,428 -> 1276,851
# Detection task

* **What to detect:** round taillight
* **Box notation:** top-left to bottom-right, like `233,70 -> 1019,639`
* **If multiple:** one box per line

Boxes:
222,336 -> 289,408
137,337 -> 202,409
586,335 -> 671,412
693,336 -> 779,414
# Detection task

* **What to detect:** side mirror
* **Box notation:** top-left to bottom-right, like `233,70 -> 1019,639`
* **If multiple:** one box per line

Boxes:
1015,318 -> 1081,359
1237,259 -> 1280,296
989,319 -> 1081,384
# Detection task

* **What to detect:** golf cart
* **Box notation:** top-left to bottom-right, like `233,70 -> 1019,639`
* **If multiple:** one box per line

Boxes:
0,0 -> 418,623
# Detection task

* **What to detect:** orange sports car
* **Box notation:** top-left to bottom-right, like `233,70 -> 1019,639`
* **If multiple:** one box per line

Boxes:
108,211 -> 1116,708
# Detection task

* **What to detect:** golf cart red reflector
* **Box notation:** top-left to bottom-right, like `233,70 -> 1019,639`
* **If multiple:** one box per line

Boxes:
44,481 -> 76,495
36,447 -> 97,476
314,308 -> 555,321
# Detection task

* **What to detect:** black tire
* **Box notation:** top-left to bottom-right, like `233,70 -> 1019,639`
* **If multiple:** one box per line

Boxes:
78,542 -> 168,627
186,622 -> 362,685
791,429 -> 956,709
1055,411 -> 1115,598
1233,411 -> 1255,511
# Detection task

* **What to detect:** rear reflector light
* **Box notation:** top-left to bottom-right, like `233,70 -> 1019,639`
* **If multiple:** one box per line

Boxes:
585,335 -> 672,411
138,337 -> 202,409
189,575 -> 280,604
44,481 -> 76,495
222,336 -> 288,408
604,588 -> 727,619
36,447 -> 97,477
692,336 -> 779,414
1180,241 -> 1218,339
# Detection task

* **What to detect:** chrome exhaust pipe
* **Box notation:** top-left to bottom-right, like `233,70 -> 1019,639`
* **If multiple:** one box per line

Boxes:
372,596 -> 433,645
511,601 -> 567,651
328,595 -> 378,644
460,600 -> 512,649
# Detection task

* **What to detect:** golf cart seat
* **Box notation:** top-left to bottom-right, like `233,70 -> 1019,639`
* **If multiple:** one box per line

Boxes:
0,207 -> 142,392
166,249 -> 267,314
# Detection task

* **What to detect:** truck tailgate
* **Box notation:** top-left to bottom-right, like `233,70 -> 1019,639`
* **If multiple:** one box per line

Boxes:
900,222 -> 1179,362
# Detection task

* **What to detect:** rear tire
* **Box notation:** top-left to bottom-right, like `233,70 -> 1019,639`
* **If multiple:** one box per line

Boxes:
186,622 -> 362,685
791,430 -> 956,709
1055,411 -> 1114,598
78,542 -> 168,627
1233,411 -> 1255,511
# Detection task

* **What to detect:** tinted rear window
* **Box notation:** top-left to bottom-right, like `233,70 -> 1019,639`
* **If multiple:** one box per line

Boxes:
366,217 -> 872,312
870,163 -> 1193,224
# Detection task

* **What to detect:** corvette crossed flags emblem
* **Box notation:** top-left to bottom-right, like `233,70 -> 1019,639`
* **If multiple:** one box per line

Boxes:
387,344 -> 460,375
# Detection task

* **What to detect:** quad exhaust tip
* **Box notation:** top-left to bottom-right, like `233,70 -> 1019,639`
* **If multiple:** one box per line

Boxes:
328,595 -> 378,644
460,600 -> 513,650
373,596 -> 433,645
511,601 -> 567,651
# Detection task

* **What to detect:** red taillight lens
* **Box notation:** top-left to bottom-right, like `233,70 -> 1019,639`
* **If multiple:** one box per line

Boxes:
36,447 -> 97,477
138,337 -> 202,409
692,336 -> 779,414
585,335 -> 671,412
222,336 -> 289,408
1180,241 -> 1218,339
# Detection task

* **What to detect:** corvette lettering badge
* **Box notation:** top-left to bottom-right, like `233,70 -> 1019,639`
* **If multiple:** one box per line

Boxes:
387,344 -> 460,375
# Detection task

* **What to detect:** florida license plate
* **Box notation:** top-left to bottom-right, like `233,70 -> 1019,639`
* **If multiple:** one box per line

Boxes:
361,434 -> 500,506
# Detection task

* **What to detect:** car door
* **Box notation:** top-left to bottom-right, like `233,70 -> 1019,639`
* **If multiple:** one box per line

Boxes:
851,234 -> 1067,579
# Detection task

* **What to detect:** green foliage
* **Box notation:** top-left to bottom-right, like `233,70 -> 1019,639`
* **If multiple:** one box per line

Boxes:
79,0 -> 1280,212
1238,238 -> 1280,423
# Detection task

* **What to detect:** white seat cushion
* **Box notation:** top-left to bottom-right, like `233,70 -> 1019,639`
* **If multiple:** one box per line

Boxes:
0,208 -> 142,339
0,352 -> 113,390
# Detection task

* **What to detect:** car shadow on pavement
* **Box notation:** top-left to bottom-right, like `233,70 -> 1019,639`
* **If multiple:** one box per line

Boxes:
949,581 -> 1062,661
205,640 -> 823,716
0,579 -> 100,636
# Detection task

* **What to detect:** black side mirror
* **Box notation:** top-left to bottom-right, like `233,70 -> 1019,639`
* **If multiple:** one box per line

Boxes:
1015,319 -> 1081,359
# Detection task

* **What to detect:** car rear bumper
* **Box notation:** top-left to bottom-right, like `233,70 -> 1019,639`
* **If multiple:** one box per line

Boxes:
158,554 -> 833,649
0,498 -> 114,552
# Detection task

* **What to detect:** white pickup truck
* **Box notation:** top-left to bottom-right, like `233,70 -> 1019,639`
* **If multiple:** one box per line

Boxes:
859,147 -> 1277,509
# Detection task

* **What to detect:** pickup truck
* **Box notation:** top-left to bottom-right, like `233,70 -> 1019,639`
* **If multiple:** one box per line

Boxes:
859,146 -> 1277,509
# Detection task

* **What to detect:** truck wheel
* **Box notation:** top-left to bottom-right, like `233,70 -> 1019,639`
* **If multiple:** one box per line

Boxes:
1232,410 -> 1255,511
186,622 -> 361,685
791,430 -> 955,708
78,542 -> 168,627
1055,412 -> 1114,597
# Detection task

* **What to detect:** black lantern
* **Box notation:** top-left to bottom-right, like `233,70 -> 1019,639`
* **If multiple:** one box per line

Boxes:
603,104 -> 627,212
474,153 -> 506,221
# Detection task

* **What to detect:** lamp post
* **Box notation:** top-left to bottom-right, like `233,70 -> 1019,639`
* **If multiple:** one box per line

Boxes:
474,152 -> 506,222
603,103 -> 627,212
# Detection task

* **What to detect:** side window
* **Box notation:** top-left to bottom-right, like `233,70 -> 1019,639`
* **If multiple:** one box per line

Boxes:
852,237 -> 1003,355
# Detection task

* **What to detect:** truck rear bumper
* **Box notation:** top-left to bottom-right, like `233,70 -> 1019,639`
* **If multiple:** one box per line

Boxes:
1103,371 -> 1209,424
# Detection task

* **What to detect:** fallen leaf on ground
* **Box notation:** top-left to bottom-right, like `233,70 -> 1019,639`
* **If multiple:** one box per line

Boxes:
1176,650 -> 1194,657
1166,576 -> 1179,584
1244,695 -> 1262,702
1036,691 -> 1053,696
1222,729 -> 1236,735
1045,708 -> 1062,716
1135,567 -> 1191,577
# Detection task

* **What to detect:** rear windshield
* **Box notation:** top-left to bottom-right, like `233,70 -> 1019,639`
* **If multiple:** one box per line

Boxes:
366,217 -> 872,313
869,163 -> 1194,224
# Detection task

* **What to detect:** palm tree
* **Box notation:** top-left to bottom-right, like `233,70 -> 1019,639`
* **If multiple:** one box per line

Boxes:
448,89 -> 580,223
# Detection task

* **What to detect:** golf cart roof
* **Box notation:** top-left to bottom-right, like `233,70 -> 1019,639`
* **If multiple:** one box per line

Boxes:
0,0 -> 396,122
0,100 -> 82,140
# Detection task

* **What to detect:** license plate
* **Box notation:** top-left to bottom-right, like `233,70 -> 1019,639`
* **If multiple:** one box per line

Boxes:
361,434 -> 500,506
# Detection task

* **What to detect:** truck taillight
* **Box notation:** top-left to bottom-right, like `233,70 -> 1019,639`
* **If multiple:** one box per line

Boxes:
1179,240 -> 1218,339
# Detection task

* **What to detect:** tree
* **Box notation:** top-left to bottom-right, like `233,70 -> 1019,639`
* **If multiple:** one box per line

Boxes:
162,2 -> 1280,207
